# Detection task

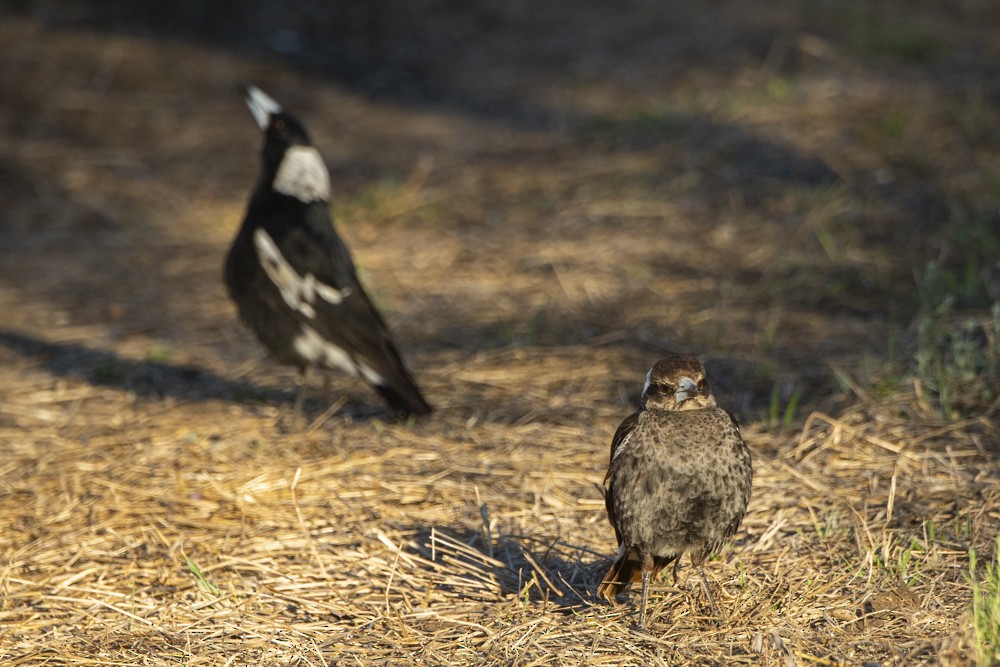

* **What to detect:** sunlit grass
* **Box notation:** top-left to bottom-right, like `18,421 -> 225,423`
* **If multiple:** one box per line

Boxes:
969,537 -> 1000,667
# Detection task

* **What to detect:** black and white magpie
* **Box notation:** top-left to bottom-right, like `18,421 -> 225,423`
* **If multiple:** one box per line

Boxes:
224,84 -> 432,419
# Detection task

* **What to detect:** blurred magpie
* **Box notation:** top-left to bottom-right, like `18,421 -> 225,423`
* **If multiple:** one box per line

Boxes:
224,84 -> 432,420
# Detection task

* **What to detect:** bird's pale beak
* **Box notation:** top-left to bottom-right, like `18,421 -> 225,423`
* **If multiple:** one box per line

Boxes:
243,84 -> 282,130
674,376 -> 698,405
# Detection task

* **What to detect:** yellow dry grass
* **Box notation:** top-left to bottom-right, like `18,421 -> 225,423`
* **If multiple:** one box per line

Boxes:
1,350 -> 996,664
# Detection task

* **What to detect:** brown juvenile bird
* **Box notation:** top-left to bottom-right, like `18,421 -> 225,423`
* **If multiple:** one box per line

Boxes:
598,354 -> 752,626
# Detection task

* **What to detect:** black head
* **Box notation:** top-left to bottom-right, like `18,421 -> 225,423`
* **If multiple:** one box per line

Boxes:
242,84 -> 313,167
641,353 -> 715,411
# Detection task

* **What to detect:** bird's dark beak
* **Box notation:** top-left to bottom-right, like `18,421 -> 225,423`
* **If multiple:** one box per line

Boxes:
674,376 -> 698,405
243,84 -> 282,130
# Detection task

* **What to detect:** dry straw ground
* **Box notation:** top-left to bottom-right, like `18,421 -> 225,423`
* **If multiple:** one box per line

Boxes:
1,1 -> 999,665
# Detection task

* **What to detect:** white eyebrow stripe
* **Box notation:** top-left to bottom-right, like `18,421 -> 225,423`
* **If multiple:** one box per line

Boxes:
641,366 -> 653,397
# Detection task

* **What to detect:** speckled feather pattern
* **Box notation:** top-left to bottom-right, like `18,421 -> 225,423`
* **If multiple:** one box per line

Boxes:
598,354 -> 752,604
609,407 -> 750,563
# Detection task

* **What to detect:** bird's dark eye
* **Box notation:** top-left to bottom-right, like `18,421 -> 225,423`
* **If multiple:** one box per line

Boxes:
649,383 -> 670,396
273,118 -> 285,132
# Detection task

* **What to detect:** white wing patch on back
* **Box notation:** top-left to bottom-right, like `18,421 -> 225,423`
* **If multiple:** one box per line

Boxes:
294,325 -> 356,374
313,281 -> 346,305
273,145 -> 330,202
254,228 -> 351,319
356,361 -> 385,386
612,430 -> 633,461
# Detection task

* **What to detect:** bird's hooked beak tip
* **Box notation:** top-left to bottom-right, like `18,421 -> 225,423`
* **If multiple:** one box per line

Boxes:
674,376 -> 698,405
242,83 -> 282,131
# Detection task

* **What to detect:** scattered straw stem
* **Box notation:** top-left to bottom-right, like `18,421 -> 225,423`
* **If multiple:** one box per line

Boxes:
291,467 -> 329,578
384,536 -> 404,614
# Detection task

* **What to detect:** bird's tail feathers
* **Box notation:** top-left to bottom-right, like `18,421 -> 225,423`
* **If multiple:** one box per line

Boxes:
376,379 -> 432,418
597,552 -> 641,602
597,551 -> 676,603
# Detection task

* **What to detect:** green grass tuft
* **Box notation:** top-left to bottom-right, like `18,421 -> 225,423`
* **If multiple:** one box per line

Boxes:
914,301 -> 1000,419
910,207 -> 1000,418
969,536 -> 1000,666
184,554 -> 222,598
763,382 -> 802,430
587,108 -> 692,147
147,344 -> 172,364
839,4 -> 947,63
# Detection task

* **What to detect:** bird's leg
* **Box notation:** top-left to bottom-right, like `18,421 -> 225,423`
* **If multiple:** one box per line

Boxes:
301,370 -> 344,432
321,370 -> 332,402
638,553 -> 654,628
638,570 -> 649,628
289,367 -> 310,430
696,565 -> 723,620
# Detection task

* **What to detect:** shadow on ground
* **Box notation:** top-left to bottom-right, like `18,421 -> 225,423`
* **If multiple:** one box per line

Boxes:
0,328 -> 289,405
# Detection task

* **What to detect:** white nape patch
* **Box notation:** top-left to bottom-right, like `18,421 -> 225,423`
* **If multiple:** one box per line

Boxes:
245,85 -> 282,130
294,325 -> 356,375
254,229 -> 350,319
273,146 -> 330,202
